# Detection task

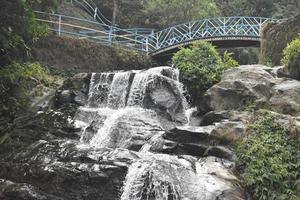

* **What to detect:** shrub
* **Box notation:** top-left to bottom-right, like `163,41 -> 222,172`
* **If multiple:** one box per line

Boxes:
281,36 -> 300,80
235,112 -> 300,200
172,41 -> 238,104
0,62 -> 59,118
222,50 -> 239,69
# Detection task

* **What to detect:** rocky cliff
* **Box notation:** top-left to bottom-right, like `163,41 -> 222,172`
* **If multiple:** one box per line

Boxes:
260,15 -> 300,66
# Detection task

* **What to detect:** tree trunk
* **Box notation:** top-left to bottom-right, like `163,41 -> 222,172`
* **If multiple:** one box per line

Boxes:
112,0 -> 118,26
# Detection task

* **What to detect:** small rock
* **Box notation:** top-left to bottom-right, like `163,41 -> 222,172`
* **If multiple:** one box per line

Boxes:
204,146 -> 236,161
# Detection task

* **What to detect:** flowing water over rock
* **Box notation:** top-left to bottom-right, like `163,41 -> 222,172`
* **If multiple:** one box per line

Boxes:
121,154 -> 240,200
75,66 -> 188,149
0,66 -> 245,200
71,66 -> 244,200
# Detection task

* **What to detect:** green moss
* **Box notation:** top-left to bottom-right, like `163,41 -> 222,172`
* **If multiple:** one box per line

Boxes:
235,111 -> 300,200
0,62 -> 62,118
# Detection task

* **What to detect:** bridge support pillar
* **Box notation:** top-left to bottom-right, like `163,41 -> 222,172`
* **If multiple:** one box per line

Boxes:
145,37 -> 149,54
108,26 -> 113,46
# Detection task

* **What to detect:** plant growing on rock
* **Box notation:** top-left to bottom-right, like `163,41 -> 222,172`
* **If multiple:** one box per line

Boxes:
0,62 -> 60,118
222,50 -> 239,69
235,111 -> 300,200
172,41 -> 238,105
281,36 -> 300,80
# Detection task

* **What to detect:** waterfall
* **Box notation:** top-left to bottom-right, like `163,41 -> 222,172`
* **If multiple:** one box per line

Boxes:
107,71 -> 131,108
73,67 -> 201,199
74,66 -> 187,148
88,72 -> 114,107
120,154 -> 237,200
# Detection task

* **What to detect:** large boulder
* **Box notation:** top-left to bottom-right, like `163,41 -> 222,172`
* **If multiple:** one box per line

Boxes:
268,79 -> 300,115
204,65 -> 300,116
143,124 -> 241,158
131,67 -> 187,123
204,65 -> 274,111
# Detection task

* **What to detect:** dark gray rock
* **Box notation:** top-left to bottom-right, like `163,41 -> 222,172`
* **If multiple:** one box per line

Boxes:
201,110 -> 251,126
73,91 -> 87,105
31,88 -> 56,111
55,73 -> 90,107
143,74 -> 187,123
268,79 -> 300,115
0,179 -> 61,200
204,146 -> 236,161
285,59 -> 300,81
204,65 -> 300,116
61,73 -> 91,92
0,140 -> 139,200
56,90 -> 74,104
204,65 -> 274,111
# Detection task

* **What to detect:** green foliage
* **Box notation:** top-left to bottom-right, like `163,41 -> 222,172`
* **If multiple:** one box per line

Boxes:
215,0 -> 300,18
172,41 -> 238,104
0,0 -> 58,66
0,62 -> 58,118
236,112 -> 300,200
281,36 -> 300,67
144,0 -> 219,28
222,51 -> 239,69
281,36 -> 300,80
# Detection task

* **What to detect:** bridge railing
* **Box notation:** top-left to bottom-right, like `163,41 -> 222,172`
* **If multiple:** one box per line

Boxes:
67,0 -> 155,36
147,17 -> 278,52
35,11 -> 155,52
35,11 -> 281,55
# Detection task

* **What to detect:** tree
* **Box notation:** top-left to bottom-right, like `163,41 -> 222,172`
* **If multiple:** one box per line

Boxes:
172,41 -> 238,105
0,0 -> 58,67
215,0 -> 300,18
144,0 -> 219,28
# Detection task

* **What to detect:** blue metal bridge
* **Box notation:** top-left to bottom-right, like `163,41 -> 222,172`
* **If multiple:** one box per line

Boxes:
35,0 -> 280,56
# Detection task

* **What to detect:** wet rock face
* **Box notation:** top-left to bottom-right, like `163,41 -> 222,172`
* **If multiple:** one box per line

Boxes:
204,65 -> 300,116
143,75 -> 187,123
88,108 -> 164,151
121,154 -> 245,200
0,140 -> 137,200
60,67 -> 187,124
0,179 -> 60,200
1,66 -> 250,200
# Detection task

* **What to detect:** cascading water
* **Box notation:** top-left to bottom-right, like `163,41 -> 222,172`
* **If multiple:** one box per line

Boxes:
74,66 -> 187,149
107,71 -> 132,108
73,67 -> 238,200
87,72 -> 114,107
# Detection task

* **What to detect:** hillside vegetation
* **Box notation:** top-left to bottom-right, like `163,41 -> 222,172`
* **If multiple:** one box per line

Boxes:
95,0 -> 299,29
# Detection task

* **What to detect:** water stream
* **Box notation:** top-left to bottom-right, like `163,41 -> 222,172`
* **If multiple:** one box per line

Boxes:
73,67 -> 235,200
